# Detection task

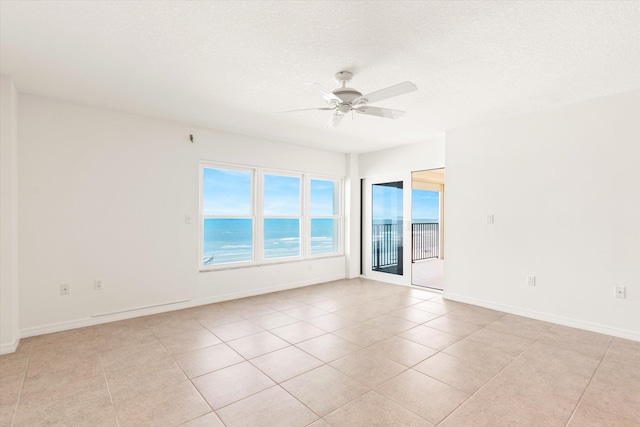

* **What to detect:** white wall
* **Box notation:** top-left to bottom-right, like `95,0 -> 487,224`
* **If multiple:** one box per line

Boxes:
359,136 -> 445,177
344,153 -> 360,278
0,75 -> 20,354
357,137 -> 446,284
18,95 -> 347,336
445,90 -> 640,340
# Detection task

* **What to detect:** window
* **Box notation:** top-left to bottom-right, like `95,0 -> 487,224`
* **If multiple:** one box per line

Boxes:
201,166 -> 254,266
310,178 -> 340,255
200,162 -> 343,269
263,173 -> 302,259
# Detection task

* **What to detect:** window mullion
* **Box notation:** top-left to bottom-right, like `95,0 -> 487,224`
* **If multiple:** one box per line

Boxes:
255,168 -> 263,264
201,163 -> 343,270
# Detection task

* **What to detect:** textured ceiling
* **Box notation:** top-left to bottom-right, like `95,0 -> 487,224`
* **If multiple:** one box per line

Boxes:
1,1 -> 639,153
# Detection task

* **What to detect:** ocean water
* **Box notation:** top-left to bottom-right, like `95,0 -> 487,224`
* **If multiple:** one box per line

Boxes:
203,218 -> 336,265
412,219 -> 438,224
373,219 -> 438,225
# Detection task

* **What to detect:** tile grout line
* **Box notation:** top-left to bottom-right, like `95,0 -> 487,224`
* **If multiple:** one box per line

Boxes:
180,299 -> 345,424
436,323 -> 617,426
302,299 -> 466,426
563,336 -> 615,427
0,283 -> 430,427
279,344 -> 373,419
152,319 -> 226,427
222,305 -> 375,424
9,340 -> 33,427
11,281 -> 632,426
363,313 -> 501,426
3,286 -> 460,422
95,336 -> 121,427
433,321 -> 547,426
260,345 -> 375,426
100,317 -> 219,426
102,295 -> 494,426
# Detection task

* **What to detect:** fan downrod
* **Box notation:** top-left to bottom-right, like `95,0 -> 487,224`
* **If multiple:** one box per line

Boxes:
335,71 -> 353,87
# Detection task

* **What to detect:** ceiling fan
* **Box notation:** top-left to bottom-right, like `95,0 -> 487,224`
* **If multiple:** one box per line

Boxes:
279,71 -> 417,128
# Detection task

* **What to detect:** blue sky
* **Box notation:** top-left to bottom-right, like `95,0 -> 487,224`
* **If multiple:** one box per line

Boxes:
203,168 -> 335,216
412,189 -> 439,221
372,184 -> 403,221
310,179 -> 336,216
371,185 -> 439,222
203,168 -> 436,221
264,174 -> 300,216
203,168 -> 251,215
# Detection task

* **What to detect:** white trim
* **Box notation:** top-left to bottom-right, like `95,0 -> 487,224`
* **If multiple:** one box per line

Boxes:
0,333 -> 20,355
20,273 -> 345,339
92,299 -> 191,317
199,162 -> 345,271
189,273 -> 345,307
309,176 -> 343,257
362,172 -> 412,286
200,162 -> 257,269
443,291 -> 640,342
261,169 -> 304,262
20,301 -> 195,338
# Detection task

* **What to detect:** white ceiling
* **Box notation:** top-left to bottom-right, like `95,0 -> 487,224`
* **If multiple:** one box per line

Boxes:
1,1 -> 639,153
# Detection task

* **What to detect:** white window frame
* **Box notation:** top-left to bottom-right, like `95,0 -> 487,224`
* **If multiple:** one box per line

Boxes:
199,161 -> 344,271
199,162 -> 256,270
261,169 -> 304,262
307,175 -> 343,257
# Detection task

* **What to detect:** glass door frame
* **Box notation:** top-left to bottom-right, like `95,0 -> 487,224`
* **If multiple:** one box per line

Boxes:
362,172 -> 412,286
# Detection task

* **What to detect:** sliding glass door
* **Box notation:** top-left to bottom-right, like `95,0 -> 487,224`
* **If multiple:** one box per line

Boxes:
363,173 -> 411,286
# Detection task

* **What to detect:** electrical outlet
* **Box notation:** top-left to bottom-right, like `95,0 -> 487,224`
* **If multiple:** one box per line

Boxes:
94,279 -> 103,290
615,286 -> 626,299
486,214 -> 494,225
527,275 -> 536,286
60,284 -> 69,295
185,214 -> 191,224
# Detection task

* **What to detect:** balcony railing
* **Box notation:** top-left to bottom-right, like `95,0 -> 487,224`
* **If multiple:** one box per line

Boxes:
372,223 -> 402,270
372,222 -> 439,271
412,222 -> 439,261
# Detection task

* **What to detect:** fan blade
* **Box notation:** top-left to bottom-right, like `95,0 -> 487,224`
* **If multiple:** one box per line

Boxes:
354,106 -> 406,119
326,111 -> 344,128
305,82 -> 342,103
276,107 -> 334,113
352,81 -> 417,105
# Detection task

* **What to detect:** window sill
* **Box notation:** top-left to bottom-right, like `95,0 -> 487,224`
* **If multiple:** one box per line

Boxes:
199,253 -> 345,273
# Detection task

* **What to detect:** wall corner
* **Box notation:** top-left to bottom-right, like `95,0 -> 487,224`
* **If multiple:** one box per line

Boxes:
344,153 -> 361,278
0,74 -> 20,354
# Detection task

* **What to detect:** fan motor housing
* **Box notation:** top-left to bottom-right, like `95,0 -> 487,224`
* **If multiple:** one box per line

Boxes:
332,87 -> 362,104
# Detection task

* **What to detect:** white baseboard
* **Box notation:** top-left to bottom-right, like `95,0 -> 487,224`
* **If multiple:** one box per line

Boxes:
188,274 -> 345,307
0,333 -> 21,355
20,274 -> 345,340
19,301 -> 195,338
443,291 -> 640,342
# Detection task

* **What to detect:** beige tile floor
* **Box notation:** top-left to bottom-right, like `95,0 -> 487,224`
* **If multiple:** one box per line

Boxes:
1,278 -> 638,427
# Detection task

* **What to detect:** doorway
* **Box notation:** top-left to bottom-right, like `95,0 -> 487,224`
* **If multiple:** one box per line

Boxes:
371,181 -> 404,276
362,172 -> 412,286
411,169 -> 445,290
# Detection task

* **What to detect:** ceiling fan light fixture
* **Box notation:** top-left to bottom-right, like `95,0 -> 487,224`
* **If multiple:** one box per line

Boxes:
281,72 -> 417,128
337,104 -> 351,114
331,87 -> 363,104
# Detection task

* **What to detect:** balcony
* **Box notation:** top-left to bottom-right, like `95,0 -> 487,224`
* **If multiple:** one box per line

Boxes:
371,222 -> 439,269
411,222 -> 439,261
